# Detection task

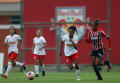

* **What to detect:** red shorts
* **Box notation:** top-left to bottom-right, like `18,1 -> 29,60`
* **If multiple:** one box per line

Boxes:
65,53 -> 79,63
9,52 -> 17,60
33,54 -> 45,60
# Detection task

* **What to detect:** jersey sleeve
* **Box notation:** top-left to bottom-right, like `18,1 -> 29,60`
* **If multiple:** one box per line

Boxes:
16,35 -> 22,40
42,37 -> 47,43
61,35 -> 66,42
101,29 -> 107,37
101,29 -> 111,48
74,36 -> 78,43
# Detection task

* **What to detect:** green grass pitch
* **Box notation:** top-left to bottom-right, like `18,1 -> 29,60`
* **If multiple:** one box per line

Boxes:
0,71 -> 120,83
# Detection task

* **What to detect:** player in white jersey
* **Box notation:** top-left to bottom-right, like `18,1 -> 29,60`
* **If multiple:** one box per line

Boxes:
32,29 -> 47,77
60,26 -> 80,80
1,26 -> 26,79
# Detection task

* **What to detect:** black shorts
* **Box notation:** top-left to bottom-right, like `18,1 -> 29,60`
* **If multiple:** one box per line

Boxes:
90,49 -> 105,59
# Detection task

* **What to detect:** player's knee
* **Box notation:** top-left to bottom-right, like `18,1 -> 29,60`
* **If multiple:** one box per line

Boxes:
92,65 -> 98,71
9,61 -> 15,66
75,65 -> 79,70
95,63 -> 99,66
69,67 -> 74,70
92,63 -> 96,66
8,61 -> 12,65
35,62 -> 39,65
40,63 -> 43,66
13,63 -> 16,66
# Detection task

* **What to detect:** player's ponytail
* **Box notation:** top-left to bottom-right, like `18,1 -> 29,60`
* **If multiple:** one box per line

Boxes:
14,28 -> 17,34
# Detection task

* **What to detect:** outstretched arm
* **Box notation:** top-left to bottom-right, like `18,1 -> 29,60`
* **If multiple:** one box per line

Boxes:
83,32 -> 91,44
3,42 -> 7,47
106,34 -> 112,52
102,30 -> 112,52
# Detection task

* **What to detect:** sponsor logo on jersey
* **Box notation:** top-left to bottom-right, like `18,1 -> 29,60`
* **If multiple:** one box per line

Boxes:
91,37 -> 98,40
9,41 -> 15,44
35,43 -> 40,45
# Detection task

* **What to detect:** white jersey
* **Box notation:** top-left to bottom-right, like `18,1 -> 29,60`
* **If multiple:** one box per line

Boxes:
5,34 -> 22,54
33,36 -> 47,55
62,34 -> 78,56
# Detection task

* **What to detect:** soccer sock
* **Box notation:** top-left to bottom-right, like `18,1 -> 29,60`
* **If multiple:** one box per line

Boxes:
5,62 -> 12,76
93,65 -> 103,80
76,69 -> 80,79
35,65 -> 39,74
16,62 -> 23,67
41,64 -> 45,71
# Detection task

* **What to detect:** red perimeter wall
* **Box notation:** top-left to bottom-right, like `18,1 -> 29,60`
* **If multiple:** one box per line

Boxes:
23,0 -> 120,64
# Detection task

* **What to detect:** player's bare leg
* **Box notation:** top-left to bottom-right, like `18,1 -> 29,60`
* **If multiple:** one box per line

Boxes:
100,60 -> 112,70
95,57 -> 112,71
91,56 -> 103,80
95,57 -> 102,72
67,63 -> 74,70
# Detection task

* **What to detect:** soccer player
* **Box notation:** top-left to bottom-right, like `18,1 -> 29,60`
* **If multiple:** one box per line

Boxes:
60,26 -> 80,80
32,29 -> 47,77
84,20 -> 112,80
1,26 -> 26,78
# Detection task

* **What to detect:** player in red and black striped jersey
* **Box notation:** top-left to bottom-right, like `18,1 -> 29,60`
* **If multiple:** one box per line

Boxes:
84,20 -> 112,80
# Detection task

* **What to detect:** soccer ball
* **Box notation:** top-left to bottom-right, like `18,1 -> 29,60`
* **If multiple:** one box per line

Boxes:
26,71 -> 35,80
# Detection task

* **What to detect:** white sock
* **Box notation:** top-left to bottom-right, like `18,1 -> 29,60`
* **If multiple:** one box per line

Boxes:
5,62 -> 12,76
35,65 -> 39,74
76,69 -> 80,79
16,62 -> 23,67
41,64 -> 45,71
73,64 -> 75,68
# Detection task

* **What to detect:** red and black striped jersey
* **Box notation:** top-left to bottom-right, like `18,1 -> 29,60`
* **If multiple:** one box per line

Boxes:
86,28 -> 111,50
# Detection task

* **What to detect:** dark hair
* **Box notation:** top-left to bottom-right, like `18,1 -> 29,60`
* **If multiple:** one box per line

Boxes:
14,28 -> 17,34
93,20 -> 99,26
9,26 -> 17,34
68,25 -> 77,33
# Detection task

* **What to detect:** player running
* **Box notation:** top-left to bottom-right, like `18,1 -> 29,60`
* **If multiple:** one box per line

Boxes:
1,26 -> 26,79
84,20 -> 112,80
60,26 -> 80,80
32,29 -> 47,77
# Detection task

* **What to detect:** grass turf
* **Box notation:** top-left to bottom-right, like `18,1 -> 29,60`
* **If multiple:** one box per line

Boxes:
0,71 -> 120,83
